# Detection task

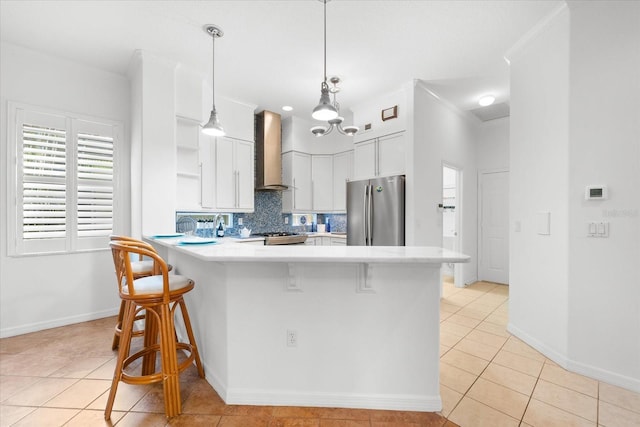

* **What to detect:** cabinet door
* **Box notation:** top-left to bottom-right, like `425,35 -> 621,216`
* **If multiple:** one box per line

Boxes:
353,139 -> 376,179
312,155 -> 333,212
292,152 -> 312,212
330,238 -> 346,246
303,237 -> 316,246
215,137 -> 236,209
235,140 -> 254,211
377,132 -> 405,177
332,151 -> 352,212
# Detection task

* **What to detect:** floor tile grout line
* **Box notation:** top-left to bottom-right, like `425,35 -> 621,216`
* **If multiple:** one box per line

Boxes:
442,282 -> 519,423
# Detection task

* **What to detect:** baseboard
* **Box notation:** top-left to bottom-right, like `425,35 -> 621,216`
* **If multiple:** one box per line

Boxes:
223,388 -> 442,412
508,322 -> 640,394
0,307 -> 119,338
507,322 -> 569,366
566,358 -> 640,394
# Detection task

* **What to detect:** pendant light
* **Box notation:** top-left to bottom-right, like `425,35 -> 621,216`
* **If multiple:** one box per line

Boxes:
202,24 -> 225,136
311,0 -> 339,121
310,76 -> 359,137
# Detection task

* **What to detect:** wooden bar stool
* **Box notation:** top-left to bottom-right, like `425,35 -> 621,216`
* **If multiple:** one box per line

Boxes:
109,235 -> 172,351
105,240 -> 204,420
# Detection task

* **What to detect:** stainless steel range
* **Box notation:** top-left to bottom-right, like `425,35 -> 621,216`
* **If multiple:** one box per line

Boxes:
254,232 -> 307,245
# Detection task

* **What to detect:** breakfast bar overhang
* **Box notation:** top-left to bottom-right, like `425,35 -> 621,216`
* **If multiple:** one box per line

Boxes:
147,237 -> 470,412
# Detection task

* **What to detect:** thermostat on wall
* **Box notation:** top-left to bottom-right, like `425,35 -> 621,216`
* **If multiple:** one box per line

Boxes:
585,185 -> 608,200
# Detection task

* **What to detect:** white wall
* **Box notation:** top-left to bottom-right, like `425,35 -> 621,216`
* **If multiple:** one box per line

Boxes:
508,4 -> 571,366
477,117 -> 509,172
566,1 -> 640,391
508,1 -> 640,392
0,42 -> 130,337
129,51 -> 178,237
410,82 -> 479,286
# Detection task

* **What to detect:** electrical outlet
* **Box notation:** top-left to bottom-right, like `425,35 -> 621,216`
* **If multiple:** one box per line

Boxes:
284,217 -> 289,225
238,218 -> 243,225
286,329 -> 298,347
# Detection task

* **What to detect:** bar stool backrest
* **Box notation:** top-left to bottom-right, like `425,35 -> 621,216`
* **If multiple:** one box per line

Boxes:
110,241 -> 172,303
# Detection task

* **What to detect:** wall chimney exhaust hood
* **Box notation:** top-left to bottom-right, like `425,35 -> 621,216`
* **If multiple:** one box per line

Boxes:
255,110 -> 288,191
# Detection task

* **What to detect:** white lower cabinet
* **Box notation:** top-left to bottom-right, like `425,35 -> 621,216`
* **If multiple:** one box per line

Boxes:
215,137 -> 254,212
330,238 -> 346,246
305,236 -> 346,246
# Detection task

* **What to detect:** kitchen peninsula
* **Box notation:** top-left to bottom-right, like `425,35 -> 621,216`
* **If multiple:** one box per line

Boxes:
147,236 -> 469,412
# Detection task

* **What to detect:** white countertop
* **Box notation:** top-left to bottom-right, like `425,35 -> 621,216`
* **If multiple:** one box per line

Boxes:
146,235 -> 470,264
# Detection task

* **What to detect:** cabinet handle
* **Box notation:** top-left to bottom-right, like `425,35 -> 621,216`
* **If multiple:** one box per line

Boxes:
235,171 -> 239,208
199,162 -> 203,206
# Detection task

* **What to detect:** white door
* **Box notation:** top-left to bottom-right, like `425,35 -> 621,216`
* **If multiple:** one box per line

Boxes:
479,171 -> 509,284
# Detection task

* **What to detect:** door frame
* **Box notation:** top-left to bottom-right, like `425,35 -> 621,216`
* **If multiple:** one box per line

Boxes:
477,168 -> 509,284
442,162 -> 464,288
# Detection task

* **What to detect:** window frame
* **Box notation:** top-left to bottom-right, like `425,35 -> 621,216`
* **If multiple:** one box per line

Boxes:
7,101 -> 123,256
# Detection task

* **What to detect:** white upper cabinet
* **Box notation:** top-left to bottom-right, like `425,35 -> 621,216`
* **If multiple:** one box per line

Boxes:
216,97 -> 256,142
312,155 -> 333,212
332,150 -> 353,212
353,131 -> 405,180
215,137 -> 254,212
282,151 -> 312,213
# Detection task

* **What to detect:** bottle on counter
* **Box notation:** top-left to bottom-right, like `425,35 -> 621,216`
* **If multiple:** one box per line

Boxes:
326,218 -> 331,233
216,219 -> 225,237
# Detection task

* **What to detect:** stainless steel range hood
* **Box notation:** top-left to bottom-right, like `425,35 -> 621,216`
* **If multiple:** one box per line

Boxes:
255,110 -> 288,191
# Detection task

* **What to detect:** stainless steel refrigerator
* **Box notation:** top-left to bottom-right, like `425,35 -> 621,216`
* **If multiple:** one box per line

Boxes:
347,175 -> 405,246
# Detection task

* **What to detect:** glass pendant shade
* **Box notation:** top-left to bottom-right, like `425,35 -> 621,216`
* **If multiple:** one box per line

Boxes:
312,85 -> 339,120
202,108 -> 225,136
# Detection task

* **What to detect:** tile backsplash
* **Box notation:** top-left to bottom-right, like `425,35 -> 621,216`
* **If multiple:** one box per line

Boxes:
177,191 -> 346,236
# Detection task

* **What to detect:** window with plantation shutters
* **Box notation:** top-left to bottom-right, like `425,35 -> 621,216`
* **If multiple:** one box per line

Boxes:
9,103 -> 121,255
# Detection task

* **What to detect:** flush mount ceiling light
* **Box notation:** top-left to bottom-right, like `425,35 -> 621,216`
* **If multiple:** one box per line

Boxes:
282,106 -> 293,112
310,76 -> 359,137
311,0 -> 339,121
478,94 -> 496,107
202,24 -> 225,136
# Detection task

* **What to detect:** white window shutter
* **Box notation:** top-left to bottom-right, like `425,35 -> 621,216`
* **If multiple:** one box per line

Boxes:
77,130 -> 114,238
21,123 -> 68,240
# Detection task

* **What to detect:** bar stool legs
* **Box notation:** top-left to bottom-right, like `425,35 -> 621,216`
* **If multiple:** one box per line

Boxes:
105,295 -> 203,420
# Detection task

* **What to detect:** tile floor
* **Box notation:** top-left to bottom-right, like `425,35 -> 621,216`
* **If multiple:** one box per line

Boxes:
439,280 -> 640,427
1,281 -> 639,426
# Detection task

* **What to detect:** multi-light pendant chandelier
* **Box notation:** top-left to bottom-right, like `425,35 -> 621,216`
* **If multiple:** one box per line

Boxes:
202,24 -> 225,137
310,0 -> 358,137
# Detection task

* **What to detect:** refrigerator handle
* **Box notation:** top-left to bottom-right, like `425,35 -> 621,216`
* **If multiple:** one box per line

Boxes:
363,184 -> 369,245
367,184 -> 373,245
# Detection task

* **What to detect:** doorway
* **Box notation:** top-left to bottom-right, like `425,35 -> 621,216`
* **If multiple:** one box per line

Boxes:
478,170 -> 509,284
442,164 -> 463,287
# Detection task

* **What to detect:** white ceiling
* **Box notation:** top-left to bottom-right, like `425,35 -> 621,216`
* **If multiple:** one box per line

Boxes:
0,0 -> 561,120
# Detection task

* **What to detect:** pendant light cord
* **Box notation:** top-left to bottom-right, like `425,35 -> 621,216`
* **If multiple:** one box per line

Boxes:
212,33 -> 216,110
323,0 -> 327,86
